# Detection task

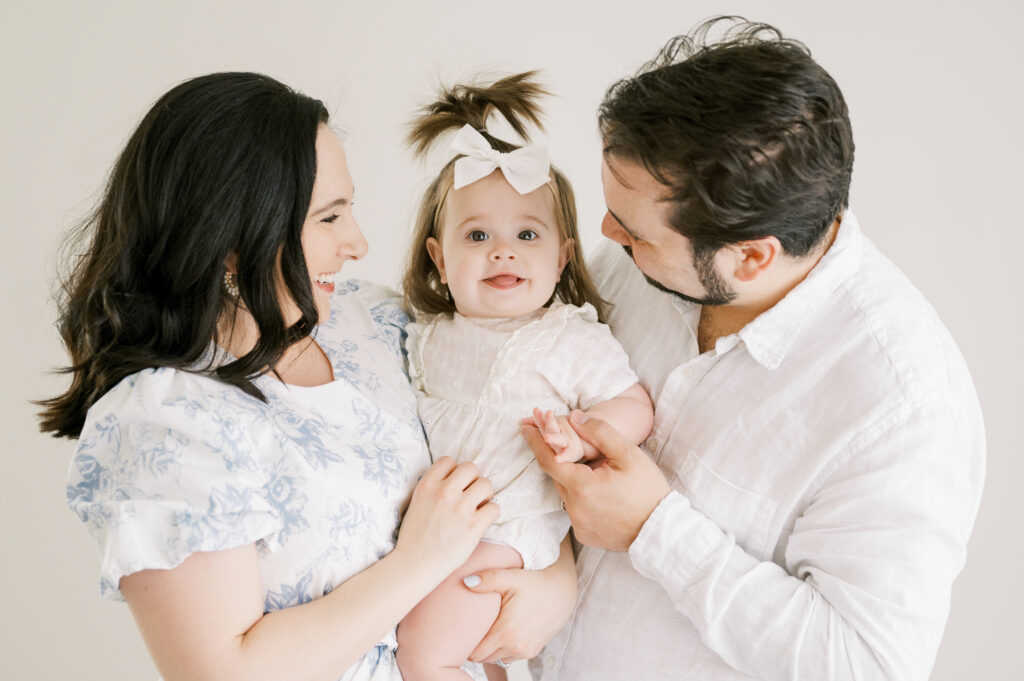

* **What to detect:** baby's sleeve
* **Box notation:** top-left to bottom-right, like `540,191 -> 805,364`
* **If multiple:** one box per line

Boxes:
67,369 -> 281,601
545,315 -> 640,411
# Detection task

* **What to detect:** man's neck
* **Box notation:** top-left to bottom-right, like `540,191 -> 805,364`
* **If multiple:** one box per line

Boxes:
696,219 -> 840,353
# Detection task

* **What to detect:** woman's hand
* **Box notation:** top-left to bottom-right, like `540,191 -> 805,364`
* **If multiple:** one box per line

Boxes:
394,456 -> 500,581
463,536 -> 577,664
121,464 -> 500,681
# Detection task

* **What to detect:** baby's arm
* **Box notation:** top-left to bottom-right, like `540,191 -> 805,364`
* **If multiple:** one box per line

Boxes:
531,382 -> 654,463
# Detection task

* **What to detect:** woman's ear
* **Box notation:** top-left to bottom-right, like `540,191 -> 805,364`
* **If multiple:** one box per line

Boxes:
223,251 -> 239,274
426,237 -> 447,284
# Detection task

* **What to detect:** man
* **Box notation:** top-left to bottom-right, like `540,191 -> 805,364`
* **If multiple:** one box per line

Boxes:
525,18 -> 985,681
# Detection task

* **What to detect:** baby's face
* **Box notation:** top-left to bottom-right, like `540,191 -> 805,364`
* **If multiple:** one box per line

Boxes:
427,170 -> 569,319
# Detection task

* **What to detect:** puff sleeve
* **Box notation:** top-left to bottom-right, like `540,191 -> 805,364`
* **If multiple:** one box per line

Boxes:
539,303 -> 639,411
67,368 -> 281,600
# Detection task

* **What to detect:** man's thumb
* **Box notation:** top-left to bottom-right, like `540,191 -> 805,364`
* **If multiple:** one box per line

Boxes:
569,410 -> 628,459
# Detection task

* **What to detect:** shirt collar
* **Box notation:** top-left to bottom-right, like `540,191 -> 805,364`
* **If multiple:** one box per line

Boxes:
738,209 -> 863,370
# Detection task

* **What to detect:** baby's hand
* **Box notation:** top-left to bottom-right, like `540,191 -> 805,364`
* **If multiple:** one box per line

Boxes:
528,408 -> 585,463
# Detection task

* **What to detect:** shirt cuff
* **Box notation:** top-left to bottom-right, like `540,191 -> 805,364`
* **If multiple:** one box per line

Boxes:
628,490 -> 724,589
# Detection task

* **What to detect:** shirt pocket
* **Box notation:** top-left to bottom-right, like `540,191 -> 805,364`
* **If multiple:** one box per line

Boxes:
672,451 -> 777,561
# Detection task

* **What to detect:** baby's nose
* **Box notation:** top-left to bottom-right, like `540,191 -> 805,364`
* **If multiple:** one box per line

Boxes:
489,241 -> 517,260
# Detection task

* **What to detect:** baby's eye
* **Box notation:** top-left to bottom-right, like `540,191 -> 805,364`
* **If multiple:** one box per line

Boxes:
518,229 -> 539,241
468,230 -> 488,242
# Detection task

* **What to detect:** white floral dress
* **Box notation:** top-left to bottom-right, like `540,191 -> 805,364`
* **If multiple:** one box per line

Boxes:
406,303 -> 639,570
66,281 -> 469,681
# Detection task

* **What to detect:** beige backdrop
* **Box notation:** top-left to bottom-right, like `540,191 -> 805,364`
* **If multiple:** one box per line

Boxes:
3,1 -> 1020,679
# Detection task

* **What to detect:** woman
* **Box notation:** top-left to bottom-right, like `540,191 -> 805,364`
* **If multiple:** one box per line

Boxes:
38,72 -> 574,681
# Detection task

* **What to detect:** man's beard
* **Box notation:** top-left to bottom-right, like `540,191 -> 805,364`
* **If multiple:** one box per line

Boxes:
623,245 -> 736,306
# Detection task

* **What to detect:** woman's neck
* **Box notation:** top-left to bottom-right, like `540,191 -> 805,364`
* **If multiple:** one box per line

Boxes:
216,305 -> 334,387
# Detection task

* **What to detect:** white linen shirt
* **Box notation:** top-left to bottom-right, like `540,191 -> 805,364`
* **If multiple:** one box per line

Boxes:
532,212 -> 985,681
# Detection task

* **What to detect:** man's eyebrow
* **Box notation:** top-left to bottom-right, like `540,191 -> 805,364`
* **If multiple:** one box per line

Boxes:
608,209 -> 641,239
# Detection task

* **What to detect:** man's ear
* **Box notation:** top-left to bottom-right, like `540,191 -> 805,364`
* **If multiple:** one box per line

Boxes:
223,251 -> 239,274
426,237 -> 447,284
728,236 -> 781,282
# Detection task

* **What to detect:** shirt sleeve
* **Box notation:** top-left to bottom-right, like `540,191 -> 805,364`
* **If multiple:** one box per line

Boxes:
627,400 -> 984,681
543,311 -> 640,411
67,369 -> 281,601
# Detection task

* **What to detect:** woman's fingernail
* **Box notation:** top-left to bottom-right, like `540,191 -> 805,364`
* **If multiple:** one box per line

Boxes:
463,575 -> 481,588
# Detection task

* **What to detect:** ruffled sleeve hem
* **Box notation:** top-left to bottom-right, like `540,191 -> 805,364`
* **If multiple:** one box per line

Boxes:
96,503 -> 281,601
66,367 -> 283,601
404,312 -> 439,393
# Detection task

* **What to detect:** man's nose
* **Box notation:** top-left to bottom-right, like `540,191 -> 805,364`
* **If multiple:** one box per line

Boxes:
601,212 -> 629,245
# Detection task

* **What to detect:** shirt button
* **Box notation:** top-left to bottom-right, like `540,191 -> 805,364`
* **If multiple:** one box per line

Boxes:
545,655 -> 557,668
683,366 -> 695,378
646,437 -> 659,453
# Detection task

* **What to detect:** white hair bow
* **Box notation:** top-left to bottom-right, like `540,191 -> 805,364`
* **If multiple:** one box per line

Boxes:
450,124 -> 551,195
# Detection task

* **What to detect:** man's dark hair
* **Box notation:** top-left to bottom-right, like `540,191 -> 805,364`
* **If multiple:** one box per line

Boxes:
599,17 -> 854,257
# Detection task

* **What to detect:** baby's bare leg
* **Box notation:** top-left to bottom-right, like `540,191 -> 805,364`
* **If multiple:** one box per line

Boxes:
397,541 -> 523,681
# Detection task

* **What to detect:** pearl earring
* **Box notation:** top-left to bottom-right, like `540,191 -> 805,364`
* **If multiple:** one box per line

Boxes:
224,271 -> 239,297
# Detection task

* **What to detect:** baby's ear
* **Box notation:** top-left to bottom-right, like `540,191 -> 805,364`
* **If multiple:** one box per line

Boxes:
426,237 -> 447,283
557,238 -> 574,275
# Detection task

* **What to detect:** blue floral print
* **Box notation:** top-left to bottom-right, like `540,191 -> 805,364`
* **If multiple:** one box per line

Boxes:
66,281 -> 435,681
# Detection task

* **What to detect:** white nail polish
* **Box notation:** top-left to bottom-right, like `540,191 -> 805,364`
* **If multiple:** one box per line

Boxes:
463,575 -> 481,588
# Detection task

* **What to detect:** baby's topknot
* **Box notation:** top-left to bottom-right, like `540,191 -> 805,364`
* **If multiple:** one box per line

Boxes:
407,71 -> 550,158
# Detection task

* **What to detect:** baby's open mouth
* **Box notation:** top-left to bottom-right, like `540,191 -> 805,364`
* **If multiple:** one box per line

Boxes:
484,275 -> 523,289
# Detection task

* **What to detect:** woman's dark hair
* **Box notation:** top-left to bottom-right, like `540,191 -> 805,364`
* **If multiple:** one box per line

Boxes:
38,72 -> 329,439
402,72 -> 606,320
599,17 -> 855,257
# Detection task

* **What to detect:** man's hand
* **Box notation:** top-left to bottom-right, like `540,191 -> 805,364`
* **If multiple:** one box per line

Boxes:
526,408 -> 592,463
524,410 -> 671,551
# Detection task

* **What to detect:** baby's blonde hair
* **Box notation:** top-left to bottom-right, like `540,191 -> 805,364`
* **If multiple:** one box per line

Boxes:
402,72 -> 605,320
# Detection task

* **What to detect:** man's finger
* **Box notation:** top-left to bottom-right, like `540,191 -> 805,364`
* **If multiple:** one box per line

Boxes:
522,424 -> 589,488
568,410 -> 634,465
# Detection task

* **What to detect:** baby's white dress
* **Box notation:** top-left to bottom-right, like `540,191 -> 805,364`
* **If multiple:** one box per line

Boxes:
406,302 -> 639,570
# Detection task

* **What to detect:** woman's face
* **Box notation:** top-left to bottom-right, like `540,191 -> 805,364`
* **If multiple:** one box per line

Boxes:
295,125 -> 368,323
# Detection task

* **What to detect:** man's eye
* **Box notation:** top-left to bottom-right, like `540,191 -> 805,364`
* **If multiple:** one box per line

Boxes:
469,230 -> 488,242
518,229 -> 538,241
